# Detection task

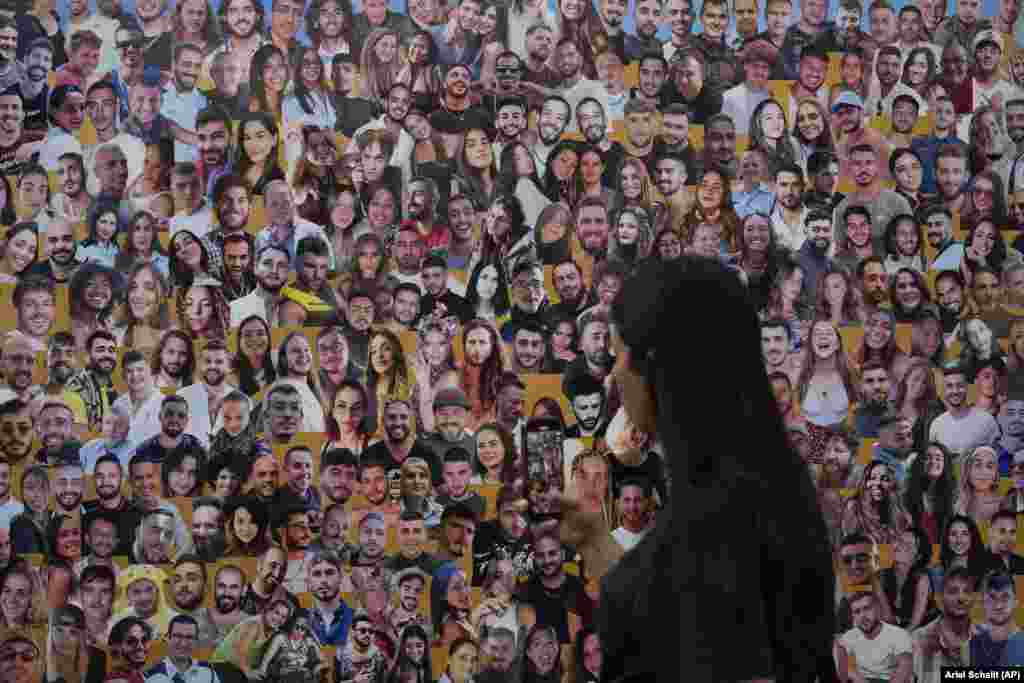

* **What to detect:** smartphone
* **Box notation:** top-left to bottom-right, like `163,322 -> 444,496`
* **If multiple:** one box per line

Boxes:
523,417 -> 566,518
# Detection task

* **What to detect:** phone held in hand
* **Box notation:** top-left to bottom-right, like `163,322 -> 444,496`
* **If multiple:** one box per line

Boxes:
524,416 -> 565,519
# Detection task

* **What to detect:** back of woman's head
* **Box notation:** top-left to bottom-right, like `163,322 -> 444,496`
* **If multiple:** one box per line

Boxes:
611,256 -> 797,487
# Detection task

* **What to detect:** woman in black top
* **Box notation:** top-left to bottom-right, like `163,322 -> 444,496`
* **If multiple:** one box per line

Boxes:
590,257 -> 838,682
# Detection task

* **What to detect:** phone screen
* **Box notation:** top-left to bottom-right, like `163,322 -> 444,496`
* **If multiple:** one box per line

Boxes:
524,416 -> 565,516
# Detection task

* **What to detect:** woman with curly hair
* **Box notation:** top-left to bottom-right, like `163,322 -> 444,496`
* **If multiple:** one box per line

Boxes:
814,268 -> 865,327
882,213 -> 927,278
360,28 -> 402,107
230,315 -> 277,397
178,277 -> 230,341
284,46 -> 338,133
854,306 -> 912,384
249,44 -> 290,118
168,229 -> 218,291
749,98 -> 800,177
955,445 -> 1004,525
172,0 -> 221,54
235,112 -> 286,196
607,206 -> 653,270
113,263 -> 173,354
76,201 -> 122,268
115,210 -> 169,278
904,441 -> 956,545
308,0 -> 354,70
901,46 -> 937,100
395,30 -> 439,111
412,314 -> 461,432
223,496 -> 272,557
841,460 -> 914,545
366,328 -> 420,434
680,168 -> 741,251
161,444 -> 205,498
69,263 -> 123,352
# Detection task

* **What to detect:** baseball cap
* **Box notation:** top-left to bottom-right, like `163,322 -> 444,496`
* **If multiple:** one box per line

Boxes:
972,30 -> 1003,53
831,90 -> 864,113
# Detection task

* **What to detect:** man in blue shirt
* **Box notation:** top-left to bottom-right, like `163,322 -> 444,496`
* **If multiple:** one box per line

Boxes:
307,549 -> 353,646
910,94 -> 964,194
873,410 -> 914,487
430,0 -> 481,67
732,148 -> 774,218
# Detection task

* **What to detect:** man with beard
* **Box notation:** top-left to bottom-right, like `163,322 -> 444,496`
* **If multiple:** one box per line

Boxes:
430,64 -> 490,145
938,39 -> 974,116
0,400 -> 32,465
230,244 -> 291,328
853,362 -> 893,438
384,567 -> 429,641
673,0 -> 738,98
83,80 -> 144,195
260,384 -> 304,447
482,55 -> 540,122
832,92 -> 890,177
207,173 -> 251,248
495,373 -> 526,454
5,278 -> 53,361
321,448 -> 358,509
501,260 -> 551,342
194,107 -> 233,199
276,503 -> 316,593
833,145 -> 912,251
914,100 -> 964,196
307,550 -> 354,646
576,98 -> 624,188
79,508 -> 119,573
240,545 -> 298,616
39,85 -> 85,172
191,496 -> 226,562
105,27 -> 144,122
209,564 -> 245,640
351,87 -> 413,185
353,510 -> 391,567
111,350 -> 163,449
829,0 -> 878,66
83,455 -> 135,555
912,567 -> 973,682
124,68 -> 195,152
632,53 -> 668,109
565,374 -> 608,439
510,322 -> 549,374
202,0 -> 268,83
872,410 -> 915,484
391,224 -> 427,292
0,88 -> 32,178
363,399 -> 440,484
55,29 -> 100,90
796,211 -> 837,302
528,95 -> 571,179
1004,99 -> 1024,199
277,446 -> 320,510
438,447 -> 486,517
420,254 -> 473,325
355,458 -> 400,523
178,340 -> 235,449
107,617 -> 154,677
517,532 -> 590,645
654,151 -> 692,231
529,40 -> 609,135
202,50 -> 249,119
471,485 -> 530,584
612,479 -> 653,551
547,260 -> 594,322
53,458 -> 84,518
858,256 -> 890,308
523,24 -> 558,87
256,180 -> 334,269
133,396 -> 204,466
920,205 -> 964,273
929,364 -> 1000,459
220,234 -> 256,303
131,507 -> 178,566
27,216 -> 80,285
335,612 -> 389,682
614,97 -> 655,175
243,447 -> 279,504
836,591 -> 913,681
774,0 -> 833,80
596,0 -> 627,62
563,310 -> 615,412
166,555 -> 219,648
385,511 -> 441,573
292,236 -> 339,313
34,403 -> 75,466
720,42 -> 772,138
624,0 -> 662,60
575,198 -> 612,262
935,269 -> 967,344
934,0 -> 992,52
935,143 -> 970,213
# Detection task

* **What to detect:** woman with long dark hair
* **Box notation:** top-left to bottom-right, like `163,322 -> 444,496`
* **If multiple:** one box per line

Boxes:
904,441 -> 956,546
283,46 -> 338,132
230,314 -> 277,396
542,139 -> 582,208
235,112 -> 286,195
76,201 -> 122,268
749,98 -> 800,177
395,30 -> 439,111
540,256 -> 840,682
324,380 -> 372,455
465,259 -> 512,323
532,202 -> 574,266
249,44 -> 290,118
115,210 -> 170,278
878,525 -> 940,630
459,319 -> 506,429
112,263 -> 173,355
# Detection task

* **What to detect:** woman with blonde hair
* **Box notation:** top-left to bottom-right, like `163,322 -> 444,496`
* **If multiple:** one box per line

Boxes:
360,27 -> 402,107
400,456 -> 445,528
366,329 -> 421,434
533,202 -> 574,265
893,356 -> 944,454
567,449 -> 616,532
413,313 -> 461,433
955,445 -> 1004,525
113,263 -> 173,354
0,565 -> 47,632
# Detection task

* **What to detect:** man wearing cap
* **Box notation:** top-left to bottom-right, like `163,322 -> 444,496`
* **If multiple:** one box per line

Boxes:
420,387 -> 476,478
972,30 -> 1015,111
720,39 -> 773,137
929,363 -> 1001,461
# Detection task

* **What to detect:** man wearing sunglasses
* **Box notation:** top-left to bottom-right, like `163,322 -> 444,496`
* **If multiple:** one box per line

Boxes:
834,532 -> 894,634
109,616 -> 154,677
105,27 -> 144,122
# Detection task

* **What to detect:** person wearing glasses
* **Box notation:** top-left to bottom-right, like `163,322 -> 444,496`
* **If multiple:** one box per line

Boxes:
107,617 -> 154,680
335,612 -> 388,683
39,85 -> 85,172
255,609 -> 326,683
143,615 -> 220,683
0,636 -> 41,683
105,27 -> 145,123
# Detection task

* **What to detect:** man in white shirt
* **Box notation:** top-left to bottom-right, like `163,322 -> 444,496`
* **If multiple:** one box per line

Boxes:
168,162 -> 215,239
611,479 -> 653,551
112,350 -> 164,451
721,39 -> 773,136
161,43 -> 206,164
929,364 -> 1000,461
230,244 -> 291,328
836,591 -> 913,682
177,340 -> 236,449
